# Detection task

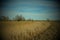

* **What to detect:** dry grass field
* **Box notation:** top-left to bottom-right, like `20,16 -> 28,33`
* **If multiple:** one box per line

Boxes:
0,21 -> 60,40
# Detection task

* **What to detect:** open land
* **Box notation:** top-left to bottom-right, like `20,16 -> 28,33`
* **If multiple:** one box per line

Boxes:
0,21 -> 60,40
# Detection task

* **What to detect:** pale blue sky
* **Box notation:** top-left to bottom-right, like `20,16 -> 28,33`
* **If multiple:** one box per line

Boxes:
0,0 -> 60,20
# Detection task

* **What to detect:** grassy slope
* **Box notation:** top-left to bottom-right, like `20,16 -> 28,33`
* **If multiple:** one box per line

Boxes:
0,21 -> 59,40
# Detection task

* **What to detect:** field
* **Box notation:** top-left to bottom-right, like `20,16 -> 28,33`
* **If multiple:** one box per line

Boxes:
0,21 -> 60,40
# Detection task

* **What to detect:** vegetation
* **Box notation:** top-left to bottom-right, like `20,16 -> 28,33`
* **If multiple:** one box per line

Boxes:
13,15 -> 25,21
0,15 -> 34,21
0,15 -> 25,21
1,21 -> 59,40
0,15 -> 59,40
0,16 -> 9,21
27,18 -> 33,21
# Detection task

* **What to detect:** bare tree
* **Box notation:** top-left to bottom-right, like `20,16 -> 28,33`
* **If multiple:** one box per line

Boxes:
47,18 -> 50,22
0,16 -> 9,21
14,15 -> 25,21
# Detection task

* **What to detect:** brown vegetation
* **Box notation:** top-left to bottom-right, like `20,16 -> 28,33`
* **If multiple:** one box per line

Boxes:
0,21 -> 59,40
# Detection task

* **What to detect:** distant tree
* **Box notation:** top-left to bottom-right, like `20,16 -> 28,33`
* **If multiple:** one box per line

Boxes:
27,18 -> 33,21
47,18 -> 50,21
14,15 -> 25,21
0,16 -> 9,21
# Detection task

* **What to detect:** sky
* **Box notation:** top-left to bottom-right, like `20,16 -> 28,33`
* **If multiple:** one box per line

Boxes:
0,0 -> 60,20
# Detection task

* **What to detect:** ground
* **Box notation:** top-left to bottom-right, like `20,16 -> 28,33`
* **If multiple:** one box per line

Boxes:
0,21 -> 60,40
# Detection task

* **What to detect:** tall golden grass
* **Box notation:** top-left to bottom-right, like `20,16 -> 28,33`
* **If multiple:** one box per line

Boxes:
0,21 -> 59,40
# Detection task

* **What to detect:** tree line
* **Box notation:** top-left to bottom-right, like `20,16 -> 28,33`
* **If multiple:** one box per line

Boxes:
0,15 -> 33,21
0,15 -> 51,21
